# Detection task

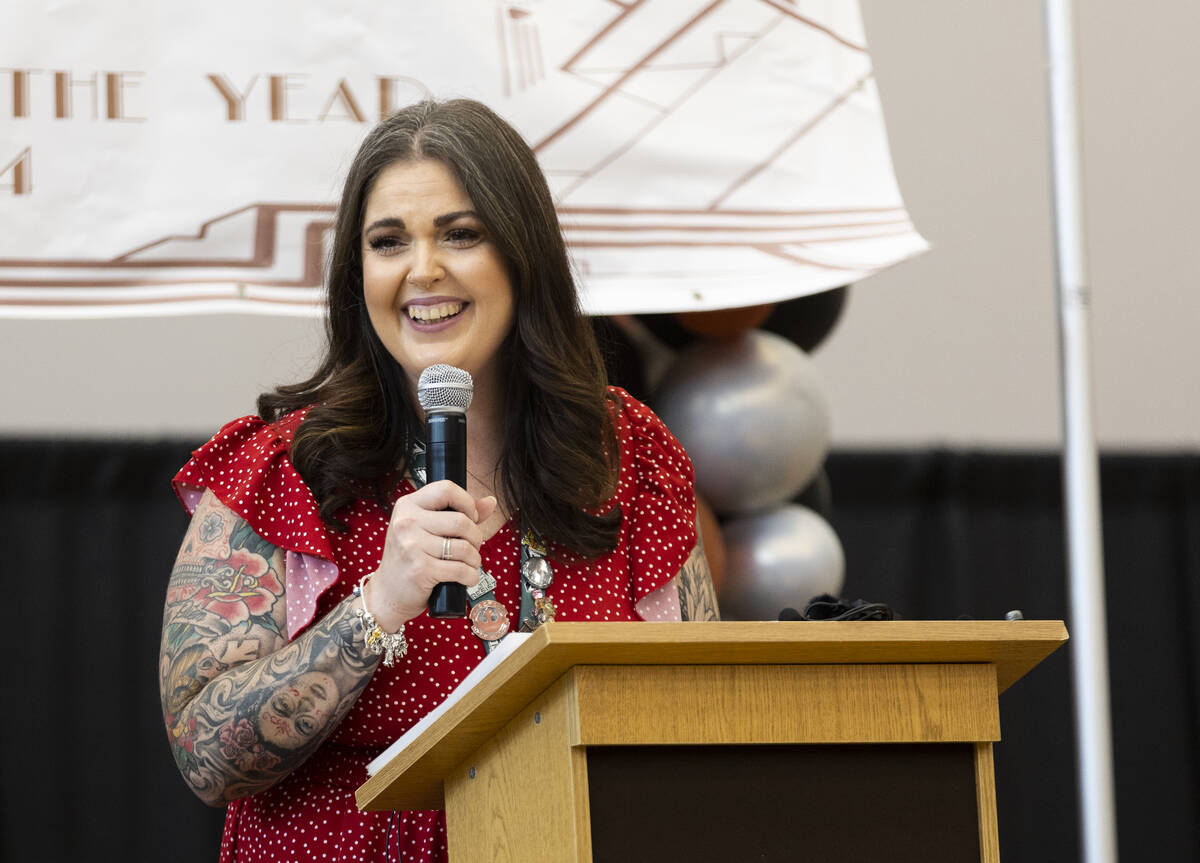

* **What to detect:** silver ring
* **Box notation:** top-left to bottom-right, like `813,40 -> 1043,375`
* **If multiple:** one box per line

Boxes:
441,537 -> 452,561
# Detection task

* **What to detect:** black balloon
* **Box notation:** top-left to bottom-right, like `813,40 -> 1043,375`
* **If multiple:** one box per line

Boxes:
639,286 -> 850,355
635,312 -> 695,351
762,285 -> 850,353
591,316 -> 648,400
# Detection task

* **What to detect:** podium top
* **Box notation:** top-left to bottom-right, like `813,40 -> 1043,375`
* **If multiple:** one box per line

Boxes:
356,620 -> 1066,811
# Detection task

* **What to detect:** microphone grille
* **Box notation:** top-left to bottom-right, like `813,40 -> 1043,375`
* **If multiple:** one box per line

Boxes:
417,364 -> 474,412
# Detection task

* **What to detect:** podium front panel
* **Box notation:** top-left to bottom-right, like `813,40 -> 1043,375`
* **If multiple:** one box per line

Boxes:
586,743 -> 981,863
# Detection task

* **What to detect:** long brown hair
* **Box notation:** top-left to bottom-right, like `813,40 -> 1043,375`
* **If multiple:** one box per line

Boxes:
258,99 -> 620,557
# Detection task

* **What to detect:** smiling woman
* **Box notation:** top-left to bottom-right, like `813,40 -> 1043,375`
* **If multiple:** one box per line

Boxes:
360,159 -> 515,401
160,98 -> 716,863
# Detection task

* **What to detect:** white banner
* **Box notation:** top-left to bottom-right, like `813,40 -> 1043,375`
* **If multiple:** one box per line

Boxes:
0,0 -> 926,317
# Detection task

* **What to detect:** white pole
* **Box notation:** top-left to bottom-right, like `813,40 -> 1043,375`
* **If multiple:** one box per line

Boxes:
1043,2 -> 1118,862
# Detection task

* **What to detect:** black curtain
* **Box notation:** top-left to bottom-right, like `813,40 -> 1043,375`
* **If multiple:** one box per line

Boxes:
2,441 -> 1196,862
0,439 -> 224,862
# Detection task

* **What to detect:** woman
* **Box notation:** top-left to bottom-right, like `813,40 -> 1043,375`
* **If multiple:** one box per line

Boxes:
160,99 -> 718,862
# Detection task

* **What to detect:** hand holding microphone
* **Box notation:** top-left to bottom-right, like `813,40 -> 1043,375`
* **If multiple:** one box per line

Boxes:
362,364 -> 495,630
368,480 -> 495,632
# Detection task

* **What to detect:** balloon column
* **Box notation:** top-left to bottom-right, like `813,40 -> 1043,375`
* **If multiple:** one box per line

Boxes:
622,288 -> 850,620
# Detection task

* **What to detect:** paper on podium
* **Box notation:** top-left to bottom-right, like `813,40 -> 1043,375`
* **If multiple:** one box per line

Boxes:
366,633 -> 531,776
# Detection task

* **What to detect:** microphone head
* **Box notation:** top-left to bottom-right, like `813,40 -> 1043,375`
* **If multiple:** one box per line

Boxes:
417,364 -> 474,413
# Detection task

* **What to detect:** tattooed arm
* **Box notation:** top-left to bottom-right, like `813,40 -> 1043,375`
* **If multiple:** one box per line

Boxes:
677,515 -> 720,621
159,489 -> 379,806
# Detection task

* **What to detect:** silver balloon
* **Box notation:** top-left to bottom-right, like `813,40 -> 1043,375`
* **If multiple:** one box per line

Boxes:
654,330 -> 831,515
719,504 -> 845,621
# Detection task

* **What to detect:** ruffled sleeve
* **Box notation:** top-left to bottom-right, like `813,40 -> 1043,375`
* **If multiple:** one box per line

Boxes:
172,411 -> 340,639
610,388 -> 699,609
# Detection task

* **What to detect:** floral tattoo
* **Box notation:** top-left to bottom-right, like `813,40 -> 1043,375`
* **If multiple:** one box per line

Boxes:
198,510 -> 225,543
219,719 -> 281,772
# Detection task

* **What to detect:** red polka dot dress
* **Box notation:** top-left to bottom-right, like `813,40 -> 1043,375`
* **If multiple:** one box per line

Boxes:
172,388 -> 698,862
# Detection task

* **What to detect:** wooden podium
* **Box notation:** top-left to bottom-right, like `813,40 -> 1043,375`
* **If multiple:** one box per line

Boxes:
357,621 -> 1067,862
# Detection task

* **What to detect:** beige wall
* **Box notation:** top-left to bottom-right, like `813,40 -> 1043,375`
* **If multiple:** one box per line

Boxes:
3,0 -> 1197,447
823,0 -> 1200,448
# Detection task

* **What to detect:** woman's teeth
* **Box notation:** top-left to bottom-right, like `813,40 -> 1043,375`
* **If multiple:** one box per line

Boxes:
408,302 -> 464,323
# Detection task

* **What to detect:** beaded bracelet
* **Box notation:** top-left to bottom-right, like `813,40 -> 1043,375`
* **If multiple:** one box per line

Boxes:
352,575 -> 408,667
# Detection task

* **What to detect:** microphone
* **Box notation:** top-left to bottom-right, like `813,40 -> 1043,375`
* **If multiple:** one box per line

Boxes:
417,364 -> 474,619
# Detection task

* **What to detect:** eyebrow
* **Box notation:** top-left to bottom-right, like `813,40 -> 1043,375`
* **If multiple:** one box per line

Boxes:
362,210 -> 480,235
